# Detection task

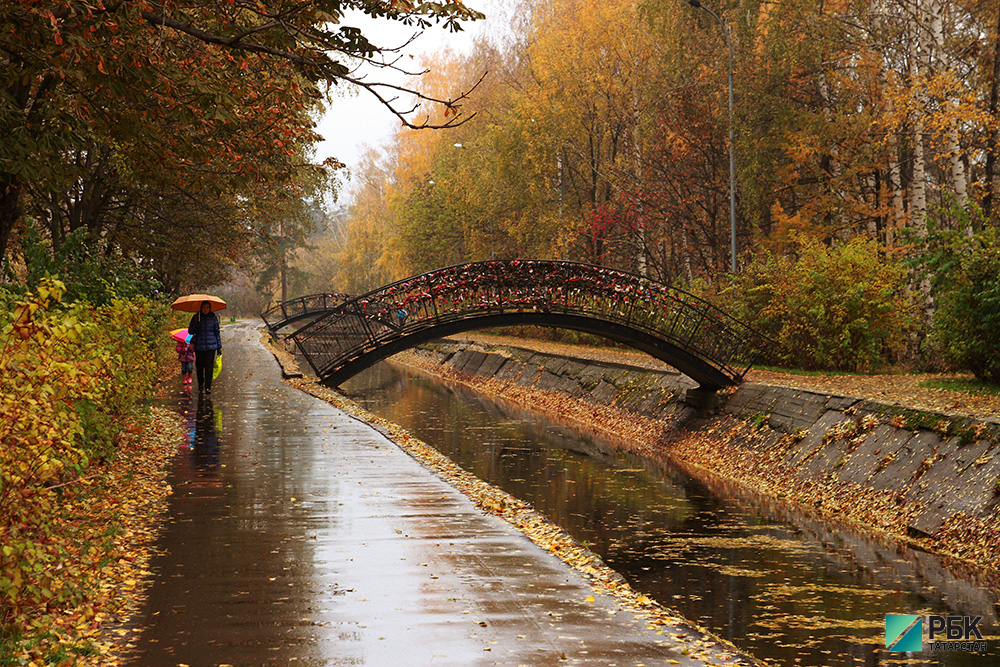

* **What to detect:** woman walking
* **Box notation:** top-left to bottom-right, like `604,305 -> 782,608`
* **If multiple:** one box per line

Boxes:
188,300 -> 222,393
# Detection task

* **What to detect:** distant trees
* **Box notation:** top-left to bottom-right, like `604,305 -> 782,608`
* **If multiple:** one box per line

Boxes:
314,0 -> 1000,373
333,0 -> 1000,265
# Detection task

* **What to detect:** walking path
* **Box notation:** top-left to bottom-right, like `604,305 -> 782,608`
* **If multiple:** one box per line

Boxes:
126,322 -> 752,667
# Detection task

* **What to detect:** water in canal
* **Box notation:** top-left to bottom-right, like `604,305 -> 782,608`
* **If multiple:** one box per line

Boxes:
342,361 -> 999,667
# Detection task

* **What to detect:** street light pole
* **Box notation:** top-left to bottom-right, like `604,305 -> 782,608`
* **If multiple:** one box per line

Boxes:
686,0 -> 736,273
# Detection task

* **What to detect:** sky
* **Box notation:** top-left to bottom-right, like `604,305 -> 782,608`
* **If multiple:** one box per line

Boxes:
313,2 -> 495,203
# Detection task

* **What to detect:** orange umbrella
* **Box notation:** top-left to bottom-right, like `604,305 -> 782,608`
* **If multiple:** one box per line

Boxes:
171,294 -> 227,312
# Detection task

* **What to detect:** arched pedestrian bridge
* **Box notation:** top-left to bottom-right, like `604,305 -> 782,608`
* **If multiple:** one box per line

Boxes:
280,260 -> 769,389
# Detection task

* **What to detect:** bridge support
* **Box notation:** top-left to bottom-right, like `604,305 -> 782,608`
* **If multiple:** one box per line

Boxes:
682,387 -> 723,415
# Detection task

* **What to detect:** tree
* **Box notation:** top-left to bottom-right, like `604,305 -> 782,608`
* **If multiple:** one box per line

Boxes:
326,148 -> 403,293
744,0 -> 992,245
518,0 -> 654,267
917,207 -> 1000,381
930,234 -> 1000,383
0,0 -> 483,268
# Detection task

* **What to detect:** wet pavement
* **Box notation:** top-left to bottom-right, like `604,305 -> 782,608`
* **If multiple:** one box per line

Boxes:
127,322 -> 744,667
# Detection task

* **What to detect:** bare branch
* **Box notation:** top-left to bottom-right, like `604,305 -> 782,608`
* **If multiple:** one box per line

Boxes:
343,70 -> 488,130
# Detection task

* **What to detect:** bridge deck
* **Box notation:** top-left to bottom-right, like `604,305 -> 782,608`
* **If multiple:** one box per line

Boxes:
261,292 -> 352,331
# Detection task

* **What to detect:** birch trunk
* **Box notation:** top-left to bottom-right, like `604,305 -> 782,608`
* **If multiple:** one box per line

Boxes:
985,6 -> 1000,221
910,4 -> 927,236
875,8 -> 905,247
926,0 -> 969,221
888,134 -> 905,246
632,78 -> 646,276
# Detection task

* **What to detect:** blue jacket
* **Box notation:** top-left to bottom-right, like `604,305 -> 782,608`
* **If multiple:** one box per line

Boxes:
188,311 -> 222,352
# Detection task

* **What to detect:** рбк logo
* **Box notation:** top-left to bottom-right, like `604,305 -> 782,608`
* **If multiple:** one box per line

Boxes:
886,614 -> 987,653
927,615 -> 986,652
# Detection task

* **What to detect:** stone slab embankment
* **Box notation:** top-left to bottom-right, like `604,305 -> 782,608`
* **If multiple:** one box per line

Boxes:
398,339 -> 1000,575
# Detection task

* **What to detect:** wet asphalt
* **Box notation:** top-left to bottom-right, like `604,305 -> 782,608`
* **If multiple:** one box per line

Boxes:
126,322 -> 745,667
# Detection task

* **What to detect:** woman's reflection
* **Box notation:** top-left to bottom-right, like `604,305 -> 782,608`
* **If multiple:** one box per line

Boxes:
191,393 -> 221,471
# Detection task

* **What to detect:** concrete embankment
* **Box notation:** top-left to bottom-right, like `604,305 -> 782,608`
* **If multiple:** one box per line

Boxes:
395,339 -> 1000,581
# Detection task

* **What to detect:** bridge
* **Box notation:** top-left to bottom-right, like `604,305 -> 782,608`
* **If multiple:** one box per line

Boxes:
261,292 -> 353,332
278,260 -> 769,389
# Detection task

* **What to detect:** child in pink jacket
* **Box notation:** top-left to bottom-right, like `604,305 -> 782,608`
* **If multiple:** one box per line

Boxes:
176,339 -> 196,385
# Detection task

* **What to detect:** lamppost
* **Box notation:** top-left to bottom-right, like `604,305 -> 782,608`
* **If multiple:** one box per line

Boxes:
685,0 -> 736,273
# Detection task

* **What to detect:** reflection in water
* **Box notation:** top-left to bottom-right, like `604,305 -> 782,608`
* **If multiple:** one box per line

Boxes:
343,362 -> 1000,667
174,392 -> 224,487
191,394 -> 221,468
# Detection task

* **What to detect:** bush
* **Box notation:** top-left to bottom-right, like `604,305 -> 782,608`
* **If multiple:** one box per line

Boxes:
0,278 -> 171,630
724,237 -> 916,371
11,221 -> 161,306
926,228 -> 1000,384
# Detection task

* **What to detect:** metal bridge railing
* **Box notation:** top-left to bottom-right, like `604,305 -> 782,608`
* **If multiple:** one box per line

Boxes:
287,260 -> 769,386
261,292 -> 353,330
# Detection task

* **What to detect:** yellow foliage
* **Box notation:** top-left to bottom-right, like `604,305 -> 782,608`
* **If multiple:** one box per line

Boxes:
0,278 -> 171,633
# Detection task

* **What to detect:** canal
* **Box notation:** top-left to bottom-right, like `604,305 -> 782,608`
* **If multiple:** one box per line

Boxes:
342,361 -> 999,667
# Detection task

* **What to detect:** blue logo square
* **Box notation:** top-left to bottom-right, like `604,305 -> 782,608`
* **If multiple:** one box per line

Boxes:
886,614 -> 923,651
